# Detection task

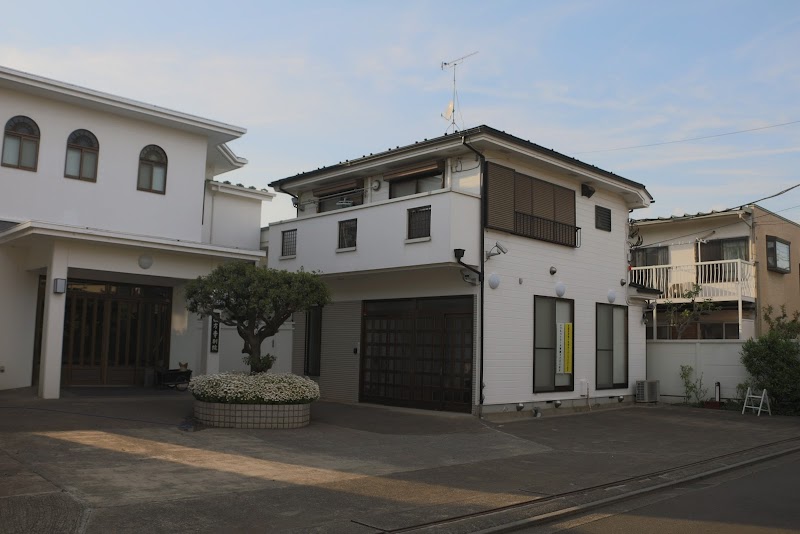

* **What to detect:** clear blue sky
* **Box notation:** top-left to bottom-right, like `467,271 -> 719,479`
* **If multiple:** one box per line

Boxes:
3,0 -> 799,225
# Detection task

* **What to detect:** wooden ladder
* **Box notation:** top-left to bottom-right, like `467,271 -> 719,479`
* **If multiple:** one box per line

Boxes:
742,387 -> 771,416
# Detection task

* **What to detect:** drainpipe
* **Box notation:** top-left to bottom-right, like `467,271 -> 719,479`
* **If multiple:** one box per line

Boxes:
462,136 -> 486,415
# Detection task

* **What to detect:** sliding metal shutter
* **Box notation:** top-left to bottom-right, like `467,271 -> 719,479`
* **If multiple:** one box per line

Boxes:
486,162 -> 515,232
319,301 -> 362,403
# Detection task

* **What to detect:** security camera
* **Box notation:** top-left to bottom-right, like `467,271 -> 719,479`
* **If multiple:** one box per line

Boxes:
496,242 -> 508,254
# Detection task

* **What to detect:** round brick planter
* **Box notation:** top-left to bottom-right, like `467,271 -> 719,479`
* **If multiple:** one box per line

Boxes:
194,400 -> 311,429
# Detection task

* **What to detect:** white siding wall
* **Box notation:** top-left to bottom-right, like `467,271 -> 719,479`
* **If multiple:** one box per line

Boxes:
0,87 -> 208,242
646,340 -> 748,401
0,247 -> 38,390
267,190 -> 481,274
201,187 -> 264,250
482,165 -> 645,405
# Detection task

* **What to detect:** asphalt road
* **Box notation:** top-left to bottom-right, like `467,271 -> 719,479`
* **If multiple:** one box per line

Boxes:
527,452 -> 800,534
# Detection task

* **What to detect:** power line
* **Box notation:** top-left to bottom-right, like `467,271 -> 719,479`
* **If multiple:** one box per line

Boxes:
636,192 -> 800,249
575,119 -> 800,155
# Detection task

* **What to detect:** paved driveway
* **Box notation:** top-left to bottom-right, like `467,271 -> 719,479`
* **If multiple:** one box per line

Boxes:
1,389 -> 799,533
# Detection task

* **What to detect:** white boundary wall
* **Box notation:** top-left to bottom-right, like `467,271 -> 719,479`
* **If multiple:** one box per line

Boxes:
646,340 -> 747,402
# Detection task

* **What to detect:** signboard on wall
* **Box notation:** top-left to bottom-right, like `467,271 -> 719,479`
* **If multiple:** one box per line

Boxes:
556,323 -> 573,374
210,318 -> 220,353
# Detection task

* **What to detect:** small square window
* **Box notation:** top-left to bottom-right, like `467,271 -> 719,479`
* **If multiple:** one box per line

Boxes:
281,229 -> 297,257
338,219 -> 357,249
407,206 -> 431,239
766,235 -> 790,273
595,206 -> 611,232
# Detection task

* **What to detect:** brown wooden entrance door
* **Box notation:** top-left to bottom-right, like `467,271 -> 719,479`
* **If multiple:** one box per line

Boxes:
360,296 -> 474,412
54,280 -> 172,386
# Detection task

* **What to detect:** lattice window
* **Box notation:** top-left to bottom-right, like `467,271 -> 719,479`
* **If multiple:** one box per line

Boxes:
407,205 -> 431,239
281,229 -> 297,257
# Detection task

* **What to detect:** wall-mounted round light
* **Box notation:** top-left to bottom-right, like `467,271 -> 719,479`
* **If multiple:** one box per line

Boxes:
138,254 -> 154,270
488,272 -> 501,289
607,290 -> 616,303
555,281 -> 566,298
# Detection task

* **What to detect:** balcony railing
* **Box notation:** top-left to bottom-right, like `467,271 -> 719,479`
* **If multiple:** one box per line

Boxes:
514,212 -> 580,248
630,259 -> 755,301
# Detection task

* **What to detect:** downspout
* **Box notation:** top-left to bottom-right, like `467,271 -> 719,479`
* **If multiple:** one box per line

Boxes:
275,185 -> 301,217
462,136 -> 486,416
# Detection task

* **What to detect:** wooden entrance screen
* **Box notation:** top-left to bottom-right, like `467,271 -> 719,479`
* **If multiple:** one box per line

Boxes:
361,296 -> 474,412
36,279 -> 172,386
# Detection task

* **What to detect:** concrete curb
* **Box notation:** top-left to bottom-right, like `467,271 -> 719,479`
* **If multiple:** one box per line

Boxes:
403,441 -> 800,533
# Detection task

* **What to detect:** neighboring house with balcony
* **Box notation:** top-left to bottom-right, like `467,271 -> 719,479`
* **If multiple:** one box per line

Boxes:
265,125 -> 653,415
631,205 -> 800,401
631,205 -> 800,341
0,66 -> 276,399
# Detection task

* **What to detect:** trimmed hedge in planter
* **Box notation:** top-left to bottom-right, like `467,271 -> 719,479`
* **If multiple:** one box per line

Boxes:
189,372 -> 320,429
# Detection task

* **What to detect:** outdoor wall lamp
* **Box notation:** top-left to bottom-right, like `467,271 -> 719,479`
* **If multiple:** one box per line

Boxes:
555,281 -> 566,297
549,266 -> 557,275
554,400 -> 562,408
53,278 -> 67,294
138,254 -> 153,270
485,241 -> 508,260
618,395 -> 624,403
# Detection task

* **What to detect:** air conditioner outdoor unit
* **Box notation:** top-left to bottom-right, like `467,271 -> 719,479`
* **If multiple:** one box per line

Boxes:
635,380 -> 659,403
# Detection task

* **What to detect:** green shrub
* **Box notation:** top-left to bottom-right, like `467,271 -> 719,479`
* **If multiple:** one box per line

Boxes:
740,324 -> 800,415
679,364 -> 708,405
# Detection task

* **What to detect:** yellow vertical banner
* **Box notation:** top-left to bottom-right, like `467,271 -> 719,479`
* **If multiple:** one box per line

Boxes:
564,323 -> 573,373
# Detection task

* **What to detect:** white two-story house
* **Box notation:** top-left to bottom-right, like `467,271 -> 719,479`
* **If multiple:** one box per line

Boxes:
0,66 -> 274,398
266,126 -> 654,415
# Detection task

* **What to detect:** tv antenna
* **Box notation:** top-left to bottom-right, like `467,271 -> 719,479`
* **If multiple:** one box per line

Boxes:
441,51 -> 478,133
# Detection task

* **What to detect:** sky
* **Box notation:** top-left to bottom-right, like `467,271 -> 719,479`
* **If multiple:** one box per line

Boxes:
3,0 -> 800,227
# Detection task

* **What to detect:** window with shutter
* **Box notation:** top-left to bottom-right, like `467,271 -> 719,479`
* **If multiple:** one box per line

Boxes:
486,162 -> 579,247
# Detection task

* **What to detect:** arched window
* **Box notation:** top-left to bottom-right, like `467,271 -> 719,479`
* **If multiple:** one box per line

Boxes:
2,116 -> 40,171
65,129 -> 99,181
137,145 -> 167,194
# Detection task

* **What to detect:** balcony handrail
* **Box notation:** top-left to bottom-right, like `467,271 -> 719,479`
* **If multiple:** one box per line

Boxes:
629,259 -> 756,301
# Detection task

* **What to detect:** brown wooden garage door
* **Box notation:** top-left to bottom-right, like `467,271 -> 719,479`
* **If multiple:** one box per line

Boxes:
360,296 -> 474,412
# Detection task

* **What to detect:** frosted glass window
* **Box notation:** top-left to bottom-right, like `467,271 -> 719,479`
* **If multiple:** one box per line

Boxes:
596,304 -> 628,389
138,166 -> 150,189
534,296 -> 574,393
82,152 -> 97,180
20,139 -> 37,168
2,135 -> 19,165
152,166 -> 166,192
65,148 -> 82,177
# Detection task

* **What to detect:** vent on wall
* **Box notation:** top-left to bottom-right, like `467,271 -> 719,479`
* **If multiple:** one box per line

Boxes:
635,380 -> 659,403
595,206 -> 611,232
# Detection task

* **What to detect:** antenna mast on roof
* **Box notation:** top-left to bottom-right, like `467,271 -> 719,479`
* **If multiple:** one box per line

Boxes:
441,51 -> 478,134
